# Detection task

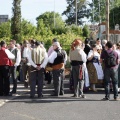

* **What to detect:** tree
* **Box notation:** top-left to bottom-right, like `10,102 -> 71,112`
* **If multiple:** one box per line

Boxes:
36,11 -> 65,31
36,19 -> 52,36
82,25 -> 90,37
62,0 -> 91,25
89,0 -> 120,23
11,0 -> 21,42
0,21 -> 11,40
21,19 -> 36,38
110,6 -> 120,29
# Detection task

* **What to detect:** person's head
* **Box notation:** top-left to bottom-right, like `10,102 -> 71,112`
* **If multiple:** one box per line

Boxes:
102,39 -> 107,46
9,40 -> 16,48
84,38 -> 90,44
112,44 -> 117,50
23,40 -> 29,47
35,41 -> 40,47
116,43 -> 120,49
52,41 -> 62,50
30,39 -> 35,45
52,38 -> 58,43
91,44 -> 97,51
105,41 -> 113,49
0,41 -> 6,48
96,38 -> 101,44
16,43 -> 21,49
71,39 -> 82,50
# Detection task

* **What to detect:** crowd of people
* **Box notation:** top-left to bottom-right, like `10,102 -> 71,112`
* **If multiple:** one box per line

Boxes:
0,38 -> 120,101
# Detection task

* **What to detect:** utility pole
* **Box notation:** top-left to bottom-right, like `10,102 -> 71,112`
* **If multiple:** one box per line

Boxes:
54,0 -> 55,28
98,0 -> 101,39
106,0 -> 109,41
75,0 -> 77,26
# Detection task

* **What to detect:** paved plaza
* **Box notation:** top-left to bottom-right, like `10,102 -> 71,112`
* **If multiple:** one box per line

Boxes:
0,80 -> 120,120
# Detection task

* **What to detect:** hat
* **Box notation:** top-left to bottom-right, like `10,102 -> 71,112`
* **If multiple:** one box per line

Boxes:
53,42 -> 62,49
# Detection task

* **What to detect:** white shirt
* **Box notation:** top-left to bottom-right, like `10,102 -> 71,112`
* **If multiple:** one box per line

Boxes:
23,47 -> 30,58
10,47 -> 21,66
48,49 -> 67,64
5,49 -> 15,60
87,50 -> 100,60
27,48 -> 48,68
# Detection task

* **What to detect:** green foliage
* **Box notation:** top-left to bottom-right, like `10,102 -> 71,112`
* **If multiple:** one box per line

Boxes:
21,19 -> 36,39
11,0 -> 22,42
89,0 -> 120,23
0,21 -> 11,40
109,4 -> 120,29
62,0 -> 91,25
36,11 -> 65,31
82,25 -> 90,37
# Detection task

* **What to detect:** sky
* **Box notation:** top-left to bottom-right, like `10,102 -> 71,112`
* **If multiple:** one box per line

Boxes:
0,0 -> 68,25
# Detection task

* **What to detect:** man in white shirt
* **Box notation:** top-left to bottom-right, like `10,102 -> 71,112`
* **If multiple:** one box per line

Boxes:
48,42 -> 67,96
27,41 -> 48,98
21,40 -> 31,88
9,40 -> 21,93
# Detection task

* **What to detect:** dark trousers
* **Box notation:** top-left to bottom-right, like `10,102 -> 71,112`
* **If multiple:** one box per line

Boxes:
118,64 -> 120,87
104,67 -> 118,99
30,67 -> 44,97
72,66 -> 84,97
0,65 -> 10,95
45,71 -> 52,83
52,69 -> 64,96
10,66 -> 17,92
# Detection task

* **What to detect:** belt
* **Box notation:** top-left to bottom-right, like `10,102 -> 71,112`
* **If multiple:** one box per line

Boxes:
36,64 -> 41,66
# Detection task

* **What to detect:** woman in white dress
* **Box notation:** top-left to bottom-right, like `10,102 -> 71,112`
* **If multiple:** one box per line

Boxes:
87,44 -> 104,92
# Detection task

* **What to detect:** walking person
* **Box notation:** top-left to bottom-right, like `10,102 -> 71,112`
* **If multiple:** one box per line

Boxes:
27,41 -> 48,98
48,41 -> 66,96
101,41 -> 119,101
69,39 -> 87,98
0,41 -> 15,96
9,40 -> 21,93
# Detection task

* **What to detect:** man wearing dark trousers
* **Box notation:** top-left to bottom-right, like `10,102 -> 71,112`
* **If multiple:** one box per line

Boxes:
27,41 -> 48,98
0,41 -> 15,96
101,41 -> 119,101
48,41 -> 67,96
9,40 -> 21,93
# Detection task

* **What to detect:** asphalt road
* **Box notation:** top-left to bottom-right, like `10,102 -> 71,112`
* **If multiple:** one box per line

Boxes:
0,80 -> 120,120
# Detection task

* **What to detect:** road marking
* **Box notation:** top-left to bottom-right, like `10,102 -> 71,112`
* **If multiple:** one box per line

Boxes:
12,112 -> 36,120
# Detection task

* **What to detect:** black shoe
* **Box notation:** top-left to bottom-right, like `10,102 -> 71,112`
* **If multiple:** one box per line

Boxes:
30,96 -> 34,99
59,92 -> 64,95
51,94 -> 58,96
71,95 -> 78,98
11,90 -> 16,94
102,98 -> 109,101
38,94 -> 43,98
